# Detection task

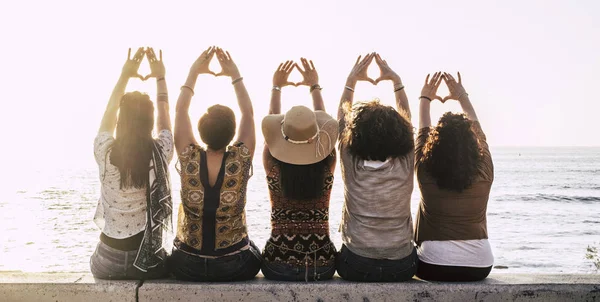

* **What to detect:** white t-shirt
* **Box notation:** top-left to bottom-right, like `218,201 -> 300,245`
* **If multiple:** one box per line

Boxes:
93,130 -> 174,239
417,239 -> 494,267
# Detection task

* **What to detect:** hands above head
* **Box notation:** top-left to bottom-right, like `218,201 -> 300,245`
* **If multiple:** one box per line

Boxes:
441,72 -> 468,102
273,60 -> 297,88
346,53 -> 376,86
215,47 -> 241,80
121,47 -> 145,80
295,58 -> 319,87
189,46 -> 217,76
374,53 -> 401,85
144,47 -> 165,80
420,72 -> 444,102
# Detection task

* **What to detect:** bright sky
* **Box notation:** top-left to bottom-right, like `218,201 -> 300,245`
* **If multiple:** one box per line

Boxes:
1,0 -> 599,168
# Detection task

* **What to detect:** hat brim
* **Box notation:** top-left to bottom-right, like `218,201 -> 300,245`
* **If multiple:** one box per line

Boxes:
262,111 -> 339,165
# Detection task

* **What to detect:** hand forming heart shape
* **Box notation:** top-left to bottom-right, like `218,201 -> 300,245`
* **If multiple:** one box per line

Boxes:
421,71 -> 467,103
272,57 -> 320,88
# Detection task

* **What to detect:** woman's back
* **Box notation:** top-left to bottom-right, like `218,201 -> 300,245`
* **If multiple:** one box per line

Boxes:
175,142 -> 252,256
263,155 -> 336,267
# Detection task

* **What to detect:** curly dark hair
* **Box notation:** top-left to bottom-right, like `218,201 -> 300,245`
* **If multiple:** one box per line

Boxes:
341,100 -> 414,161
421,112 -> 481,192
198,105 -> 236,150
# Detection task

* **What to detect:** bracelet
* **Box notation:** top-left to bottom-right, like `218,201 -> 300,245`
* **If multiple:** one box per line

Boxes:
457,92 -> 469,100
272,86 -> 281,92
181,85 -> 195,95
344,86 -> 355,92
232,77 -> 244,85
310,84 -> 322,93
157,93 -> 168,97
419,96 -> 432,102
394,85 -> 405,93
157,77 -> 165,82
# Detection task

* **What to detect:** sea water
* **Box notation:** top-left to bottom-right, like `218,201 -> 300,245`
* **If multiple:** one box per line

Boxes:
1,147 -> 599,273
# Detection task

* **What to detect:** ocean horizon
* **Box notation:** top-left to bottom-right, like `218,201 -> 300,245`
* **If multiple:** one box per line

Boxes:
1,146 -> 599,274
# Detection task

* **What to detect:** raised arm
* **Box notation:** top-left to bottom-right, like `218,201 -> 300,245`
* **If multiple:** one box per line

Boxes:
174,46 -> 216,155
145,48 -> 171,132
338,53 -> 376,133
419,72 -> 444,129
373,53 -> 410,119
98,47 -> 145,134
215,47 -> 255,154
263,60 -> 296,170
296,58 -> 325,111
442,72 -> 479,122
270,60 -> 296,115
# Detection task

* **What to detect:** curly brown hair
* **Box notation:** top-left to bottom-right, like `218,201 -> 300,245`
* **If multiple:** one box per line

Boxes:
341,100 -> 414,161
421,112 -> 481,192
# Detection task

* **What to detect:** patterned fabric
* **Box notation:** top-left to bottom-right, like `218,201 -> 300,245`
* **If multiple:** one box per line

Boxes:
133,142 -> 173,272
93,130 -> 174,239
175,142 -> 252,256
263,157 -> 337,268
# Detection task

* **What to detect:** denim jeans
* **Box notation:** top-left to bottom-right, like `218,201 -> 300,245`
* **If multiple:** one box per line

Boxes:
336,244 -> 418,282
261,261 -> 336,282
416,260 -> 492,282
89,241 -> 168,280
169,241 -> 262,282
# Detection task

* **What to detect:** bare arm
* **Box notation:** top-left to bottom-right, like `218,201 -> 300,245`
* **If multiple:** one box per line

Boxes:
338,53 -> 376,134
374,53 -> 410,119
98,48 -> 145,134
174,46 -> 216,155
214,47 -> 255,154
419,72 -> 443,129
145,48 -> 171,132
264,60 -> 296,170
296,58 -> 326,111
442,72 -> 479,122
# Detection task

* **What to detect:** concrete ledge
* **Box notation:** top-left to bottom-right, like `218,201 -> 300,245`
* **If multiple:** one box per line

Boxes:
0,272 -> 139,302
1,273 -> 598,302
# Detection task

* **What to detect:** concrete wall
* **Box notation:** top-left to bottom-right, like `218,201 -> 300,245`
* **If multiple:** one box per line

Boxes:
1,273 -> 598,302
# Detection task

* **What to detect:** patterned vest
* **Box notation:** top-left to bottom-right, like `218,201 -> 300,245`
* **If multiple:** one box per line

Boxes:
262,158 -> 337,268
175,142 -> 252,256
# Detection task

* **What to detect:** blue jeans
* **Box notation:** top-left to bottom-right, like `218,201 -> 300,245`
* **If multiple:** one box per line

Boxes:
261,261 -> 336,281
89,241 -> 168,280
336,245 -> 418,282
169,241 -> 262,282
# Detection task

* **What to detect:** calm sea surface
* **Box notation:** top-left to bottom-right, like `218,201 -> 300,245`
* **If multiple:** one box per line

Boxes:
1,147 -> 599,273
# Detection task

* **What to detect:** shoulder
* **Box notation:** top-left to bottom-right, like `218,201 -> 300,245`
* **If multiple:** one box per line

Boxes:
179,144 -> 203,162
228,142 -> 252,160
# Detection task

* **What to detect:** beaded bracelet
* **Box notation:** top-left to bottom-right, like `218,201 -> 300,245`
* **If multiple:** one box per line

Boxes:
310,84 -> 322,93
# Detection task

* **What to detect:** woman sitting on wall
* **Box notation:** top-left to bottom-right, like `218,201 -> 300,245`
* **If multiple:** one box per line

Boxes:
169,46 -> 261,281
261,59 -> 339,281
414,72 -> 494,281
91,47 -> 173,279
336,52 -> 418,282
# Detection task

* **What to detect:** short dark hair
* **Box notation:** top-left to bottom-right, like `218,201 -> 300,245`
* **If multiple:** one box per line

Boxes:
421,112 -> 481,192
198,105 -> 236,150
341,100 -> 414,161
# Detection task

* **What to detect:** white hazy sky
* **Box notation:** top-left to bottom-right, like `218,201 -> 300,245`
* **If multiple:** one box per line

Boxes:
1,0 -> 599,167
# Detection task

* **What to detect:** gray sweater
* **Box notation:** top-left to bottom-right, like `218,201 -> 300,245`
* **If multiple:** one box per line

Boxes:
339,146 -> 415,260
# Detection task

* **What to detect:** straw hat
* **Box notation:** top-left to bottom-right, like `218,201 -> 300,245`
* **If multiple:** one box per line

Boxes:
262,106 -> 338,165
